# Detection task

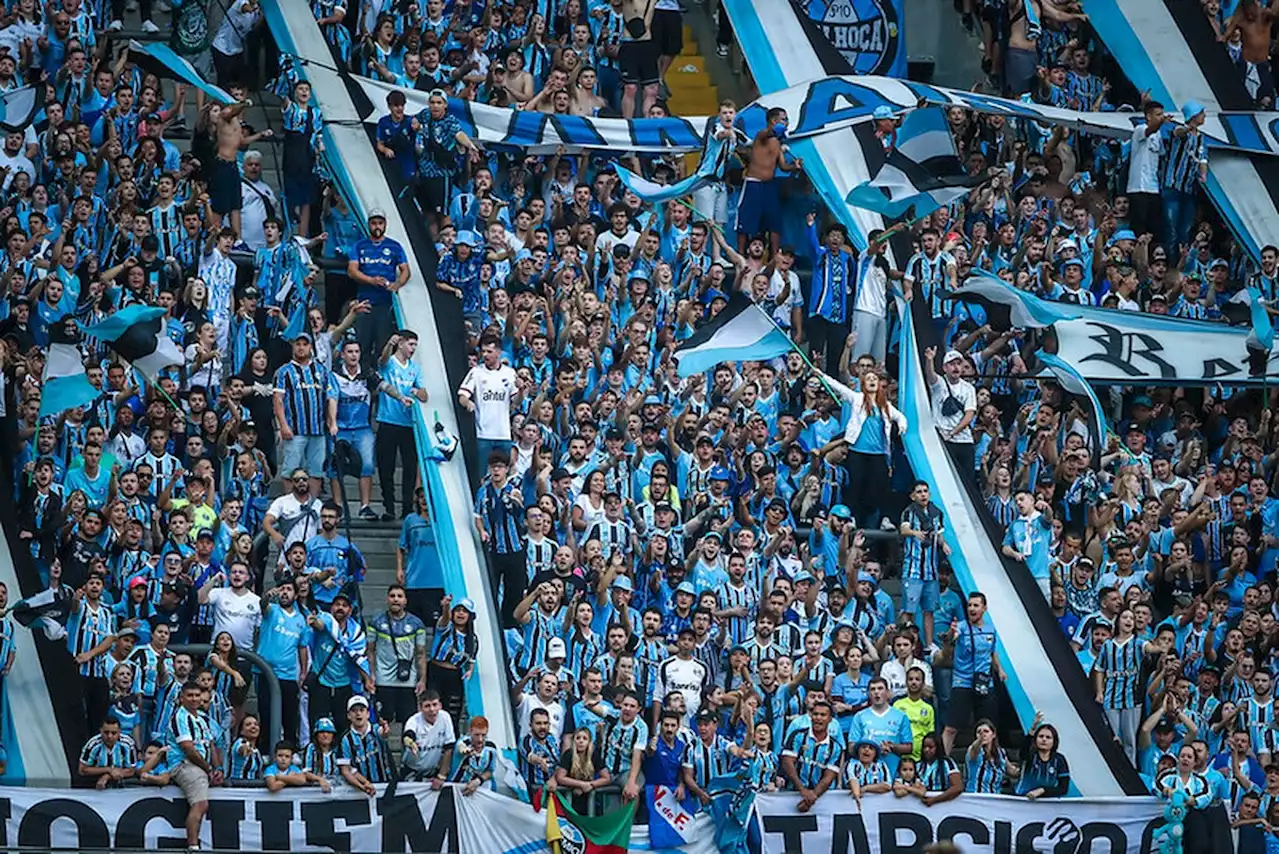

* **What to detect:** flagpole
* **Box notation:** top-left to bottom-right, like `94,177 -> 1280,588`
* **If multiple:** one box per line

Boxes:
743,299 -> 844,401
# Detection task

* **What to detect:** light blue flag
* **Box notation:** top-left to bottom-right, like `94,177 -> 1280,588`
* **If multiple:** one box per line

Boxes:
283,298 -> 309,340
78,304 -> 166,342
951,270 -> 1080,330
707,772 -> 759,854
613,117 -> 740,206
1036,350 -> 1110,465
40,340 -> 98,419
674,293 -> 796,377
127,41 -> 236,106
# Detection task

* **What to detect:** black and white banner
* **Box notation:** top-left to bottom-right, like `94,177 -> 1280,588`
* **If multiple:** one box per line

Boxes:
0,785 -> 461,852
0,785 -> 1169,853
755,792 -> 1165,854
343,73 -> 1279,157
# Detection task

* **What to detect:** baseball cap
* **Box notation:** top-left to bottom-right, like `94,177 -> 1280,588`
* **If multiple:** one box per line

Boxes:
705,289 -> 729,303
515,248 -> 533,262
116,626 -> 137,638
654,501 -> 675,514
346,695 -> 369,711
546,637 -> 567,658
642,394 -> 663,406
872,105 -> 895,120
695,434 -> 714,447
830,504 -> 853,520
1131,395 -> 1154,409
767,497 -> 788,512
1123,421 -> 1144,434
332,590 -> 353,603
854,739 -> 882,757
1055,239 -> 1079,256
195,528 -> 215,541
128,576 -> 148,590
675,581 -> 697,596
792,570 -> 815,585
457,230 -> 482,247
1062,258 -> 1086,270
709,466 -> 731,482
292,331 -> 314,344
610,575 -> 633,592
550,467 -> 571,481
942,349 -> 965,364
367,208 -> 387,221
696,708 -> 719,724
314,717 -> 337,734
1208,258 -> 1229,270
856,570 -> 877,585
453,597 -> 476,614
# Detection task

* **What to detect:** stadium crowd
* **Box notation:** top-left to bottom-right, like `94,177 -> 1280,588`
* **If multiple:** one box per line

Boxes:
0,0 -> 1271,851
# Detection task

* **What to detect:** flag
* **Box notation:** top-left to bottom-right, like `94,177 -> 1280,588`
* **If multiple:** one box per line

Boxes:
545,790 -> 634,854
645,784 -> 698,848
1035,350 -> 1109,464
9,588 -> 72,641
707,773 -> 758,854
1222,286 -> 1279,377
845,108 -> 989,218
39,328 -> 98,418
80,305 -> 184,380
0,85 -> 39,133
950,270 -> 1079,331
614,117 -> 740,206
673,293 -> 795,377
127,41 -> 236,106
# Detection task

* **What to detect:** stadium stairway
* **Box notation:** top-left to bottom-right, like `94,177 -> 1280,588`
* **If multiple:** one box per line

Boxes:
665,24 -> 721,175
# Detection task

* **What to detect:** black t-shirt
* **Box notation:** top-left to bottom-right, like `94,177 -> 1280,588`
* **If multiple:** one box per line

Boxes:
60,535 -> 106,589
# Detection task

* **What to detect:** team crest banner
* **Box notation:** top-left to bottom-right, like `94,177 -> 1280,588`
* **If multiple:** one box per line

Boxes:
798,0 -> 905,76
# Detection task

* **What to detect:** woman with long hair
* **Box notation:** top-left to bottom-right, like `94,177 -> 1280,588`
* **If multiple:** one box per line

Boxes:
965,718 -> 1018,793
914,732 -> 963,805
820,367 -> 908,528
429,596 -> 479,725
1016,715 -> 1070,798
554,727 -> 610,813
1093,607 -> 1156,762
207,630 -> 249,728
571,469 -> 607,532
238,347 -> 278,468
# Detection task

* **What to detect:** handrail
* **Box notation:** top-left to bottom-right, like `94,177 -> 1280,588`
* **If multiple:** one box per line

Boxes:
170,644 -> 281,749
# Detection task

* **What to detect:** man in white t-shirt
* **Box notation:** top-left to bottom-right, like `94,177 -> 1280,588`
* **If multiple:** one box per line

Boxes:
200,562 -> 262,649
263,469 -> 325,567
1126,100 -> 1167,242
767,247 -> 804,336
457,334 -> 518,483
923,347 -> 977,475
402,689 -> 456,785
851,228 -> 912,364
514,665 -> 566,746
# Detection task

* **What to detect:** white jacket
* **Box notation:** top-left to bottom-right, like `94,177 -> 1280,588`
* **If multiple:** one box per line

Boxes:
822,374 -> 908,452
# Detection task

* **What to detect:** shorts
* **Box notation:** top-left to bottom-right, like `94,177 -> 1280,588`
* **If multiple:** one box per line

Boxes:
619,40 -> 659,86
415,174 -> 450,216
734,178 -> 781,236
172,760 -> 210,803
651,9 -> 683,56
281,434 -> 327,479
376,685 -> 418,724
948,685 -> 997,730
209,156 -> 243,215
330,427 -> 375,478
902,578 -> 940,614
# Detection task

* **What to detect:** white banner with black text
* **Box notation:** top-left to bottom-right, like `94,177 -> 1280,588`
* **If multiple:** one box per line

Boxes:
754,791 -> 1165,854
0,785 -> 1165,853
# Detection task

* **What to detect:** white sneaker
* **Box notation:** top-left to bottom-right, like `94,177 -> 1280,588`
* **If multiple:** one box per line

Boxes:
880,516 -> 895,531
107,18 -> 122,29
140,19 -> 159,32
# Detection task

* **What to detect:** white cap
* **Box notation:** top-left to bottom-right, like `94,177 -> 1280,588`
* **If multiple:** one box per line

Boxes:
546,637 -> 566,658
942,349 -> 966,364
1056,239 -> 1079,255
367,208 -> 387,221
347,694 -> 369,711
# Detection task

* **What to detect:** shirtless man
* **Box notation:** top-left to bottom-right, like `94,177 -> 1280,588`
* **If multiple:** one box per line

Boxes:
1221,0 -> 1276,66
1005,0 -> 1088,96
208,98 -> 252,238
734,106 -> 802,257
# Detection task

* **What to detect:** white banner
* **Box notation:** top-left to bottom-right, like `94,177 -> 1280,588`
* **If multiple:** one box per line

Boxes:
754,791 -> 1165,854
0,784 -> 459,852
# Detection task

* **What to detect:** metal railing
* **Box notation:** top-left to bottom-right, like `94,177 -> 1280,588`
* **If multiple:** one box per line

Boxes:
169,644 -> 282,749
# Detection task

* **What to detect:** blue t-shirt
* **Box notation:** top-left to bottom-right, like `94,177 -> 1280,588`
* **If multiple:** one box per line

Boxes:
375,114 -> 417,181
255,603 -> 310,681
847,706 -> 913,776
1003,513 -> 1054,580
353,237 -> 408,305
377,355 -> 425,427
851,410 -> 887,455
399,514 -> 441,589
